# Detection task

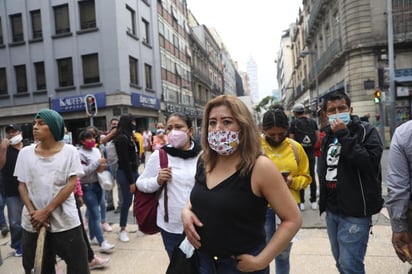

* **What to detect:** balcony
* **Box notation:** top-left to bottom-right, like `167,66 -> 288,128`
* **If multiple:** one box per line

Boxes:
309,38 -> 341,81
307,0 -> 328,38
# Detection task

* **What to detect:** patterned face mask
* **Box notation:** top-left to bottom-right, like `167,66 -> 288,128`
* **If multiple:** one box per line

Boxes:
207,130 -> 240,155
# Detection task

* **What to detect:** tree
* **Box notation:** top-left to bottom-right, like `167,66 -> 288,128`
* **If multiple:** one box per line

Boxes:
253,96 -> 282,113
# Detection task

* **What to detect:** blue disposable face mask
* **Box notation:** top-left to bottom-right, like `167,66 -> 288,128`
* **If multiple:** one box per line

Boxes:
328,112 -> 351,125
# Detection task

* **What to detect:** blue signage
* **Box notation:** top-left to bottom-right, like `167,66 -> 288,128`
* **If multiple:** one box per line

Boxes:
131,93 -> 160,110
51,92 -> 106,113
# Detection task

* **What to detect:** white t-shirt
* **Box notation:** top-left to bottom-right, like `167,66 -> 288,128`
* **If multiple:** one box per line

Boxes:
14,144 -> 84,233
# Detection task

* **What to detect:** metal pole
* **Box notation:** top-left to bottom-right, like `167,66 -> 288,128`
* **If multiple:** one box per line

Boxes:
379,102 -> 386,146
90,116 -> 94,127
313,53 -> 320,110
387,0 -> 396,137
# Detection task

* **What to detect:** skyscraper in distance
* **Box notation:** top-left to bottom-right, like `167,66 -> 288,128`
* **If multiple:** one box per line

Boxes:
247,56 -> 259,103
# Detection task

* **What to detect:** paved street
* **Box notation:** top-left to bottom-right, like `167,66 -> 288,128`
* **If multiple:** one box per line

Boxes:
1,149 -> 412,273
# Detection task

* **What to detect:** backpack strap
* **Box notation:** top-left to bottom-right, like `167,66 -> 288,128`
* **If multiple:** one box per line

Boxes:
290,139 -> 300,165
159,148 -> 169,222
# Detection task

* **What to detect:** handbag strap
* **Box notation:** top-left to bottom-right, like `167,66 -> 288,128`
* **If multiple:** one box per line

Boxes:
159,148 -> 169,222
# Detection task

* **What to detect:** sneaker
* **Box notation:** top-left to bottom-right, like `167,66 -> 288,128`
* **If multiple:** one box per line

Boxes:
311,202 -> 318,210
89,255 -> 110,270
1,225 -> 9,237
89,238 -> 99,246
136,230 -> 144,237
299,203 -> 305,211
102,222 -> 113,232
99,241 -> 115,254
14,246 -> 23,257
119,230 -> 130,242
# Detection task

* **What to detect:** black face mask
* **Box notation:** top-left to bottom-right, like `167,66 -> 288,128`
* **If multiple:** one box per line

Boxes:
265,136 -> 286,147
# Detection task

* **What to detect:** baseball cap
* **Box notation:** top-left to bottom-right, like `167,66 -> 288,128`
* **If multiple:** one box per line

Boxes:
5,124 -> 21,133
292,103 -> 305,113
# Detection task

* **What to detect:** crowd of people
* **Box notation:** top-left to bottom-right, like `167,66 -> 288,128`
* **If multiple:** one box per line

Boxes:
0,92 -> 409,273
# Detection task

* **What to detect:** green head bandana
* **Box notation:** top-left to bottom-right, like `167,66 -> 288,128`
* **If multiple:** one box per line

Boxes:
34,109 -> 65,141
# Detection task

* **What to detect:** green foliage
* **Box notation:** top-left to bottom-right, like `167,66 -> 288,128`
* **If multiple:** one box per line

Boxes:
253,96 -> 281,113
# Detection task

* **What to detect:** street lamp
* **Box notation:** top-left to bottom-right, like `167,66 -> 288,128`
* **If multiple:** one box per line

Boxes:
300,50 -> 320,112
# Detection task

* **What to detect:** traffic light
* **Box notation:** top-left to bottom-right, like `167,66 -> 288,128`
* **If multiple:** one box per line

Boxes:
85,94 -> 97,116
373,90 -> 381,104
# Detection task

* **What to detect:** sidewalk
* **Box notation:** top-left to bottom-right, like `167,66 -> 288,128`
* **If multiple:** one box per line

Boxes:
1,207 -> 411,274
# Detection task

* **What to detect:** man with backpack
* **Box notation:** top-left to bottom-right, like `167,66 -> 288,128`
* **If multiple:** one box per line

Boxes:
289,103 -> 319,211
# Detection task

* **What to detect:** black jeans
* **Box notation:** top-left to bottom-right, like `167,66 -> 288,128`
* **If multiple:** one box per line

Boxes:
22,226 -> 89,274
300,151 -> 317,203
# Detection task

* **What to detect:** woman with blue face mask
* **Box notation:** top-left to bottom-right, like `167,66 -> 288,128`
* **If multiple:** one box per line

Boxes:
136,112 -> 201,260
182,95 -> 302,274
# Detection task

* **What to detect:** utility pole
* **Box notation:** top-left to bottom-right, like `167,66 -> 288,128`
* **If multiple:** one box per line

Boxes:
387,0 -> 396,137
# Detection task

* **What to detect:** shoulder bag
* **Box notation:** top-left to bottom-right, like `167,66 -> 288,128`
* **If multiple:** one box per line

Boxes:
133,148 -> 168,234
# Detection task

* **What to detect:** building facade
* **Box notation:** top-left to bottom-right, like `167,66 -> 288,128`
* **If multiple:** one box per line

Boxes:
0,0 -> 162,142
283,0 -> 412,144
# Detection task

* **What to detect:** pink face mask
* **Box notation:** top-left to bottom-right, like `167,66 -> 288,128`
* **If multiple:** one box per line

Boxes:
167,130 -> 188,149
84,140 -> 96,149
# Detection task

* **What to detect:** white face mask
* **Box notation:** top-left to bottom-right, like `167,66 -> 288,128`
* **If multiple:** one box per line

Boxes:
9,134 -> 23,145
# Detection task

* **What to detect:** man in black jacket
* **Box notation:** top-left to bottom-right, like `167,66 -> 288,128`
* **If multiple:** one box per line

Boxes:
318,92 -> 384,274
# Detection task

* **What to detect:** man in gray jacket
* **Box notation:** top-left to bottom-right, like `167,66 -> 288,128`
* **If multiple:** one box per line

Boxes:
387,120 -> 412,263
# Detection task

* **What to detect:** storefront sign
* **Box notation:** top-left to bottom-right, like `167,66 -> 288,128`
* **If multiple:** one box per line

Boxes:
51,92 -> 105,113
165,103 -> 201,117
131,93 -> 160,110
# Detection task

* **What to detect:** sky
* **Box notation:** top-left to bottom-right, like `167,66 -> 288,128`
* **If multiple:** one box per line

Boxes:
187,0 -> 302,101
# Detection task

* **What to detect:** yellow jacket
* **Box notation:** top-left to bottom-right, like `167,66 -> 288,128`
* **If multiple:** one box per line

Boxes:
134,132 -> 144,158
261,136 -> 311,203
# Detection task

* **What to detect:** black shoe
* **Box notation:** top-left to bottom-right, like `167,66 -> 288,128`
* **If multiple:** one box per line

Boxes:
1,225 -> 9,237
113,207 -> 120,214
106,205 -> 115,211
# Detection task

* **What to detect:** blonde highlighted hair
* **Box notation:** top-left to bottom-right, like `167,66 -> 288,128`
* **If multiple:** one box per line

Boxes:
201,95 -> 261,176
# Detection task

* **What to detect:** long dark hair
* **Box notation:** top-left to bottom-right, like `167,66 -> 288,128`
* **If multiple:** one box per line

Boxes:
113,113 -> 137,143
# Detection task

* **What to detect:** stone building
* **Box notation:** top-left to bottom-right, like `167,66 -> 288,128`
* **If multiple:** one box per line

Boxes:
282,0 -> 412,143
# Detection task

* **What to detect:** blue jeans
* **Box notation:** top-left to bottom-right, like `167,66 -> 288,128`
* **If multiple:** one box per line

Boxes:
6,195 -> 23,250
198,243 -> 269,274
160,228 -> 183,260
325,211 -> 371,274
264,208 -> 293,274
81,182 -> 105,244
117,169 -> 138,228
0,192 -> 7,226
85,189 -> 106,223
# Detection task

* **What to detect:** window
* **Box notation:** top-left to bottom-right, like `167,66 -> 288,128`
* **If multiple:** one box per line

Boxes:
129,56 -> 138,85
82,53 -> 100,84
0,68 -> 7,94
14,65 -> 27,93
30,10 -> 42,39
54,4 -> 70,34
79,0 -> 96,29
10,14 -> 24,42
142,18 -> 150,44
34,62 -> 46,90
57,58 -> 73,87
126,5 -> 136,35
144,63 -> 152,89
0,18 -> 3,44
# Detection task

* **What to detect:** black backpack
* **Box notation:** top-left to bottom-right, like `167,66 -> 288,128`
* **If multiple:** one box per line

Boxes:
292,118 -> 317,149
